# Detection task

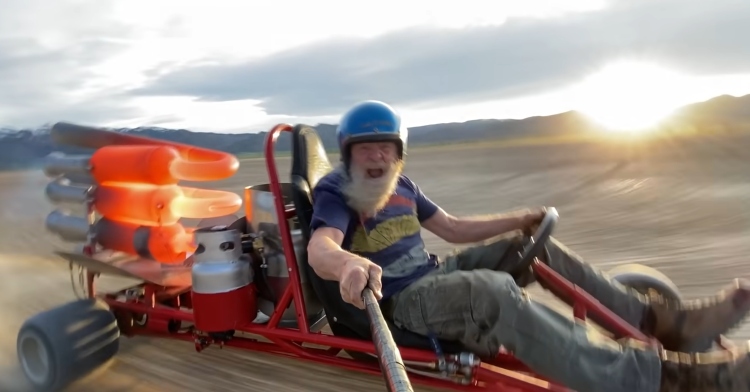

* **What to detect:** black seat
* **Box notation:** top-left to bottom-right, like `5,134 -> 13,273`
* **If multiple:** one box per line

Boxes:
289,124 -> 465,354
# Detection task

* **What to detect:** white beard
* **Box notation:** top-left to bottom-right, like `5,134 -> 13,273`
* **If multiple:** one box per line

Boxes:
341,160 -> 404,218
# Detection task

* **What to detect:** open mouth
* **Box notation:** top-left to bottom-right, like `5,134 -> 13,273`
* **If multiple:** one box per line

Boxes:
366,169 -> 385,178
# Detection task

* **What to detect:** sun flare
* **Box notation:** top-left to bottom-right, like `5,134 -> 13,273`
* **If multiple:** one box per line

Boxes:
573,61 -> 693,133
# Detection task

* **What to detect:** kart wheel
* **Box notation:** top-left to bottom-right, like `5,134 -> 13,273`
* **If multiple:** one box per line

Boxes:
17,298 -> 120,392
608,263 -> 682,302
608,263 -> 725,352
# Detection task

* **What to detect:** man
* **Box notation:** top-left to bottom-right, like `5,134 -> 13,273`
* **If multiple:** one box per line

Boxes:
306,100 -> 750,392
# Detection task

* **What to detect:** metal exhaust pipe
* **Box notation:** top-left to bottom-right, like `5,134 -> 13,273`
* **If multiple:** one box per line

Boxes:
45,210 -> 90,242
51,122 -> 179,150
60,172 -> 96,186
45,178 -> 93,204
43,152 -> 91,178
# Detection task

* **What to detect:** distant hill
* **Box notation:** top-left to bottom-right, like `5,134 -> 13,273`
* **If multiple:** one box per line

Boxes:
0,94 -> 748,170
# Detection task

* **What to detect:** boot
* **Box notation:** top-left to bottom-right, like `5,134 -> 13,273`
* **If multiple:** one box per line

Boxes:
643,278 -> 750,353
659,341 -> 750,392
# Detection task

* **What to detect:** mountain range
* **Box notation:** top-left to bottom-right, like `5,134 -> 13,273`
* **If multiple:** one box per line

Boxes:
0,94 -> 748,170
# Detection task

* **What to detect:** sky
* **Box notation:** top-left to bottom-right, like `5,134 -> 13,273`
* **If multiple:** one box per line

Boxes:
1,0 -> 749,133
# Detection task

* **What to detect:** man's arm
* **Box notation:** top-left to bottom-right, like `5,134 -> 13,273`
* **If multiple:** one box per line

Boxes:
306,185 -> 354,280
307,227 -> 352,281
307,227 -> 383,308
421,207 -> 538,244
408,177 -> 538,244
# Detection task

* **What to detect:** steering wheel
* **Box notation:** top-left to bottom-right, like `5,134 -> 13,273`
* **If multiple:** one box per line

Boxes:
516,207 -> 559,270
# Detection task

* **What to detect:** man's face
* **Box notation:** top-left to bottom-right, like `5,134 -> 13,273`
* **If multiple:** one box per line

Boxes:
342,141 -> 404,216
349,141 -> 400,178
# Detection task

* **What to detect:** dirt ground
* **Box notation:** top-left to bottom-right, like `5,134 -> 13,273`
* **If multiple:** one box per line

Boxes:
1,134 -> 749,391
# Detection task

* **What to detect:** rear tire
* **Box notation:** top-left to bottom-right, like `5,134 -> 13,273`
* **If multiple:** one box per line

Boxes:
608,263 -> 682,302
17,298 -> 120,392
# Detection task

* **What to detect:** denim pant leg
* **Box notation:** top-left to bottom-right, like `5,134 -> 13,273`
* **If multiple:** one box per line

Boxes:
389,269 -> 662,392
445,231 -> 650,329
542,236 -> 650,328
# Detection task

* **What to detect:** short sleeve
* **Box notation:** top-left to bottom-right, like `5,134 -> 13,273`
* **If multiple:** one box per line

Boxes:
411,181 -> 439,222
310,185 -> 352,235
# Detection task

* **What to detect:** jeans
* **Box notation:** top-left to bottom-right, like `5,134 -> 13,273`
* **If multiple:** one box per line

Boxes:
388,232 -> 662,392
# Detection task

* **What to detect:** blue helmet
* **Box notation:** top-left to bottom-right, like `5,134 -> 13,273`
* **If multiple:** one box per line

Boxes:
336,100 -> 408,164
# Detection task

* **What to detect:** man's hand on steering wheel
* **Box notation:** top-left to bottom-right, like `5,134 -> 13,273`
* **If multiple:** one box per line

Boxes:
520,207 -> 547,236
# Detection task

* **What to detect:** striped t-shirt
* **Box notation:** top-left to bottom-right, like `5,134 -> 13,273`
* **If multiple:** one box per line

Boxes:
310,168 -> 440,300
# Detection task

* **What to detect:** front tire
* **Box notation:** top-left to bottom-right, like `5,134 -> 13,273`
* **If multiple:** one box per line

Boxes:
17,298 -> 120,391
608,263 -> 723,352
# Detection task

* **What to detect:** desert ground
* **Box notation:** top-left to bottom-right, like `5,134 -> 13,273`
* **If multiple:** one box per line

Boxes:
1,133 -> 749,391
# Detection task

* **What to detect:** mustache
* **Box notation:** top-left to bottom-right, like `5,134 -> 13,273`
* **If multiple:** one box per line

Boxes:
360,163 -> 390,170
354,160 -> 401,172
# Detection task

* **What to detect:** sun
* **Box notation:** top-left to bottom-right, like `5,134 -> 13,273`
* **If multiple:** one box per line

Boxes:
572,61 -> 692,133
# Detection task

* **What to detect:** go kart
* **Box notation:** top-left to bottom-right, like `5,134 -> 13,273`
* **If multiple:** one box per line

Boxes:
17,122 -> 733,392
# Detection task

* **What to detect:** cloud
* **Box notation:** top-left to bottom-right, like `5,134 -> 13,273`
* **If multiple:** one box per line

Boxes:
0,0 -> 141,128
1,0 -> 749,131
135,0 -> 750,117
0,0 -> 604,129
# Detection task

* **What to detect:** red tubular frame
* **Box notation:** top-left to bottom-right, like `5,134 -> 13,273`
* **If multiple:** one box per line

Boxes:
264,124 -> 310,334
93,123 -> 671,391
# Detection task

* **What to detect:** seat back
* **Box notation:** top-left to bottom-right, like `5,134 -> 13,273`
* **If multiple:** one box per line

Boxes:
289,124 -> 333,241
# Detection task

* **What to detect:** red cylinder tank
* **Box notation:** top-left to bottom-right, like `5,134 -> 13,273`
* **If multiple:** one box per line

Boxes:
189,226 -> 257,332
192,285 -> 257,332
